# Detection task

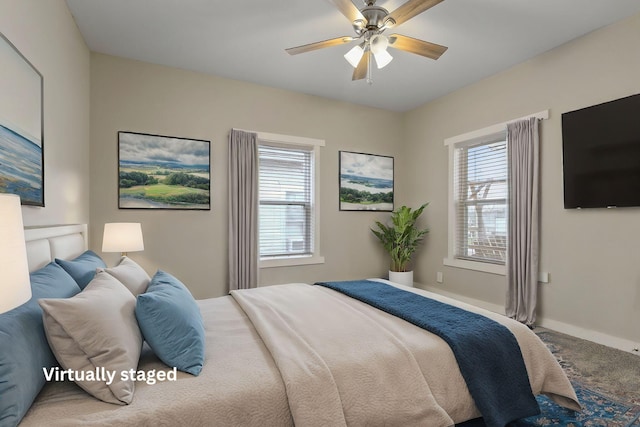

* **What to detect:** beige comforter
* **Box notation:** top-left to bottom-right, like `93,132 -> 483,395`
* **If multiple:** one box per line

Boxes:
20,280 -> 579,426
231,281 -> 580,426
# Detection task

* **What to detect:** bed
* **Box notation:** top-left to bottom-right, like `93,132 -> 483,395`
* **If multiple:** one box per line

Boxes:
9,224 -> 580,427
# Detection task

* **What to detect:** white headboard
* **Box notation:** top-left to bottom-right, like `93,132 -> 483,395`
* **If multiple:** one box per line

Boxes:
24,224 -> 89,272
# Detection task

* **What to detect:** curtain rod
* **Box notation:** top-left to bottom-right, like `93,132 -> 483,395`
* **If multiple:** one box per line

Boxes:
230,128 -> 325,147
444,109 -> 549,146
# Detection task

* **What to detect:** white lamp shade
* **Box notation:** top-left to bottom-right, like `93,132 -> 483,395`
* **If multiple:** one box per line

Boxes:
374,49 -> 393,69
0,194 -> 31,314
370,34 -> 389,55
344,44 -> 364,68
102,223 -> 144,253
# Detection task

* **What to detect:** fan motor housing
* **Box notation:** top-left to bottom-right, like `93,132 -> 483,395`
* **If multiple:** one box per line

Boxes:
361,5 -> 389,30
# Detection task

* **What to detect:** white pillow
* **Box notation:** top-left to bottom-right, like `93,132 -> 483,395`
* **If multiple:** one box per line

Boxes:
39,271 -> 142,405
102,256 -> 151,296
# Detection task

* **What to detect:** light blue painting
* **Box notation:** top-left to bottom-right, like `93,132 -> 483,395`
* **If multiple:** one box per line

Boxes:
0,123 -> 43,204
0,33 -> 44,206
340,151 -> 394,211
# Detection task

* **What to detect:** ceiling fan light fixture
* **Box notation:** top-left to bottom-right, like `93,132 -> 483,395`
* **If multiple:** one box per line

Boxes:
369,34 -> 389,55
344,44 -> 364,68
286,0 -> 449,82
373,49 -> 393,69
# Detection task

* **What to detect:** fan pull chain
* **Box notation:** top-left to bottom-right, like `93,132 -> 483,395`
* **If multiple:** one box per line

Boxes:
367,51 -> 373,84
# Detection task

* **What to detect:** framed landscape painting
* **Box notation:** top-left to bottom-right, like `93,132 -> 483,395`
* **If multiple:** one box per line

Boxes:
339,151 -> 394,211
0,33 -> 44,206
118,131 -> 211,210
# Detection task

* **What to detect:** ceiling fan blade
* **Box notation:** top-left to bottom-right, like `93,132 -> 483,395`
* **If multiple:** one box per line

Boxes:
388,34 -> 448,60
327,0 -> 366,25
352,50 -> 370,81
286,36 -> 355,55
385,0 -> 444,28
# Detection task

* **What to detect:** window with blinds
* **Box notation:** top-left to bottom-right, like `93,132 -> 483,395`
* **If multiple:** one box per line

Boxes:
453,135 -> 508,264
258,144 -> 313,259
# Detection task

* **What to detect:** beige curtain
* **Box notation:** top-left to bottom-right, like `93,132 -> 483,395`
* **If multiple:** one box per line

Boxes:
505,118 -> 540,326
228,129 -> 258,291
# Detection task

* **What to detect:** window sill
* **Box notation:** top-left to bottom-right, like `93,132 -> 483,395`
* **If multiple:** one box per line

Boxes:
443,257 -> 506,276
260,255 -> 325,269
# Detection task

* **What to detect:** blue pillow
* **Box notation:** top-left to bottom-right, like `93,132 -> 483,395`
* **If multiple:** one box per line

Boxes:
55,250 -> 106,289
0,262 -> 81,427
135,270 -> 205,375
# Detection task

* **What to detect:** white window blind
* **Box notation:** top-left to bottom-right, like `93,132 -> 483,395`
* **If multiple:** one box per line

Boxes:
453,137 -> 508,264
258,144 -> 313,259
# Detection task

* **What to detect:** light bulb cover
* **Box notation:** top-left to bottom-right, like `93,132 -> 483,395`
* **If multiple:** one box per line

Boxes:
344,44 -> 364,68
370,34 -> 389,55
374,49 -> 393,69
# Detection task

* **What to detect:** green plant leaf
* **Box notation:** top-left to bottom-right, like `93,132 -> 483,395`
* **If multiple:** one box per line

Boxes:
371,202 -> 429,272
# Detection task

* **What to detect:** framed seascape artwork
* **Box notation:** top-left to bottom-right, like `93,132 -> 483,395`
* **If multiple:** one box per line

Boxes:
339,151 -> 394,211
118,131 -> 211,210
0,33 -> 44,206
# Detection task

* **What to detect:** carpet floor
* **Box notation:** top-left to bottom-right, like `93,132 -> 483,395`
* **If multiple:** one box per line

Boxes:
457,327 -> 640,426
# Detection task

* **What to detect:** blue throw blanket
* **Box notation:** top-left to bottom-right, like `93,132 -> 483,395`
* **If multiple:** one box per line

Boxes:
315,280 -> 540,427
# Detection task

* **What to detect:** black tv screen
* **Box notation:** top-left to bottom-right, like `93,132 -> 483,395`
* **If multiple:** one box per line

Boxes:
561,93 -> 640,209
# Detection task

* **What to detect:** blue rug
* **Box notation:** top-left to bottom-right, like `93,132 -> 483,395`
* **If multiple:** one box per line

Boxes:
457,380 -> 640,426
456,331 -> 640,427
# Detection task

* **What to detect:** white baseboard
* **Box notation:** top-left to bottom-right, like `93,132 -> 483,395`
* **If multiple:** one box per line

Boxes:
536,318 -> 640,356
420,284 -> 640,357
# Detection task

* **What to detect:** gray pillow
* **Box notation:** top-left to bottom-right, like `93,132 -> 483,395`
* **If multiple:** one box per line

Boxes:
102,256 -> 151,296
39,271 -> 142,405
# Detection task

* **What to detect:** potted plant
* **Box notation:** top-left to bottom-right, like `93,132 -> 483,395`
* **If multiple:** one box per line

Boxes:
371,203 -> 429,286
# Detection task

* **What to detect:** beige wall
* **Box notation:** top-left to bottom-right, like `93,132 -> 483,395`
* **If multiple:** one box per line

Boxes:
89,53 -> 403,298
402,13 -> 640,345
0,0 -> 90,226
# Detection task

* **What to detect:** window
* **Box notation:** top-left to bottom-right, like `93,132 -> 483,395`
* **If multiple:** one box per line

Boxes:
454,136 -> 507,264
445,127 -> 508,275
257,133 -> 324,268
259,145 -> 312,257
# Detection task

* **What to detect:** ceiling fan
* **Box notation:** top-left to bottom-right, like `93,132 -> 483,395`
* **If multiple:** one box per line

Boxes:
286,0 -> 448,83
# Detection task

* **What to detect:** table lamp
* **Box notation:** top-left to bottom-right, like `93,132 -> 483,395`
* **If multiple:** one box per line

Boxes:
0,194 -> 31,314
102,222 -> 144,256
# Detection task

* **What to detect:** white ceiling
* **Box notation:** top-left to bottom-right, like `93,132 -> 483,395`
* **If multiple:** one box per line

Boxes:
65,0 -> 640,112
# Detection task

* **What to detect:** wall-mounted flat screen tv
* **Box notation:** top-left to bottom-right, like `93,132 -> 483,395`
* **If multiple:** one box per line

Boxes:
561,93 -> 640,209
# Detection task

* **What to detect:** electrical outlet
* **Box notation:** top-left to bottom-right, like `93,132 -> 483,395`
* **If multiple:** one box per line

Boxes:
538,272 -> 550,283
436,272 -> 443,283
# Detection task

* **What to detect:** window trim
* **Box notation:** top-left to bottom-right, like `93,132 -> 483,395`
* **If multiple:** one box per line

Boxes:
256,131 -> 325,269
443,110 -> 548,275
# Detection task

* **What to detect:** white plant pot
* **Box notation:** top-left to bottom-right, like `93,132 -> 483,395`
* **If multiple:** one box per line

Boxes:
388,270 -> 414,287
